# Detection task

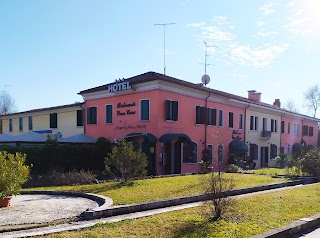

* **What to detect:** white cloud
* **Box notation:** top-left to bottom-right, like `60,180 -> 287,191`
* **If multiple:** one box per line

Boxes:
260,2 -> 276,16
255,31 -> 279,38
284,16 -> 311,36
228,44 -> 289,68
201,26 -> 234,41
256,21 -> 265,28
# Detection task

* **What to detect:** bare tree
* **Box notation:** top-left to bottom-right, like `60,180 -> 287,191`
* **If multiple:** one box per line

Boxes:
202,172 -> 236,220
284,100 -> 299,113
0,91 -> 17,115
305,85 -> 320,117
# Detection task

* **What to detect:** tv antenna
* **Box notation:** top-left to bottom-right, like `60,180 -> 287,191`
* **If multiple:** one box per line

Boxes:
201,41 -> 216,86
154,22 -> 176,75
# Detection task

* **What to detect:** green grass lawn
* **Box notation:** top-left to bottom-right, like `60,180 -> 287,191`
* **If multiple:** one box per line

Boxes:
27,173 -> 288,205
250,168 -> 287,175
43,183 -> 320,238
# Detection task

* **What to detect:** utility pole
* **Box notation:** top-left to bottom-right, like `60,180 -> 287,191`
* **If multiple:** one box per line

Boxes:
154,23 -> 176,75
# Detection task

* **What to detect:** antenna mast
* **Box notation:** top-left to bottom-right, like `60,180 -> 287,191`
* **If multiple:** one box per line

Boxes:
154,22 -> 176,75
203,41 -> 215,76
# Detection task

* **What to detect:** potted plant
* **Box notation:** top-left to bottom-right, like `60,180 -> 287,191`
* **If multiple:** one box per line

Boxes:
0,151 -> 30,207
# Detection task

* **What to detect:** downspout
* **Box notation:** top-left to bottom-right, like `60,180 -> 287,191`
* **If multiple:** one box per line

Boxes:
244,103 -> 251,144
204,92 -> 211,149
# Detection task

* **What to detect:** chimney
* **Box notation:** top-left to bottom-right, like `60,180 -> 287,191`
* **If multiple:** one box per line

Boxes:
273,99 -> 281,108
248,90 -> 262,102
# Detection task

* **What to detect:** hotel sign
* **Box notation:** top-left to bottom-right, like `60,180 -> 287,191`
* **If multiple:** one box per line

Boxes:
108,78 -> 132,93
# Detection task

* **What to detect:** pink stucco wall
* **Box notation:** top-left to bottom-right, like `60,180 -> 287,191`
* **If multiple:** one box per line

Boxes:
85,88 -> 246,175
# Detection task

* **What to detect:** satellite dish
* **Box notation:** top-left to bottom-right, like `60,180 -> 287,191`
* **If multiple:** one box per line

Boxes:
201,74 -> 210,85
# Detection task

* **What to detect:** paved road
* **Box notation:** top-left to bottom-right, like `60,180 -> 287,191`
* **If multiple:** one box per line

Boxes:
293,226 -> 320,238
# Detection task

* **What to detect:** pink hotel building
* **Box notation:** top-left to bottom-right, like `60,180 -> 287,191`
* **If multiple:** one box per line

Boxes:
79,72 -> 319,175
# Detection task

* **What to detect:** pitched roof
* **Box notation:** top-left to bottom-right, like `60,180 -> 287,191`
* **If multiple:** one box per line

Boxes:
78,71 -> 320,122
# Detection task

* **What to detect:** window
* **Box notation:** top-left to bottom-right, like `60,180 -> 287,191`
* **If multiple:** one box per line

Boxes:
228,112 -> 234,128
309,126 -> 314,136
207,108 -> 217,126
294,123 -> 299,136
77,110 -> 84,127
263,118 -> 267,131
140,99 -> 150,121
182,142 -> 197,163
196,106 -> 216,125
239,114 -> 244,129
28,116 -> 33,130
303,125 -> 309,136
9,119 -> 12,132
270,144 -> 277,159
50,113 -> 58,128
271,119 -> 278,132
105,104 -> 113,124
287,145 -> 291,155
87,107 -> 97,125
281,121 -> 285,134
165,100 -> 178,121
19,117 -> 23,131
218,144 -> 223,162
288,122 -> 291,134
218,110 -> 223,127
250,116 -> 259,131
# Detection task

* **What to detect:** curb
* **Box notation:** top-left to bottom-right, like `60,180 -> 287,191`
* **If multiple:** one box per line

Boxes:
251,213 -> 320,238
21,190 -> 113,209
81,177 -> 315,219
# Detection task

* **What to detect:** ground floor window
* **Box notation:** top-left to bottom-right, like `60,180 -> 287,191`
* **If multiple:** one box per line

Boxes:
182,142 -> 197,163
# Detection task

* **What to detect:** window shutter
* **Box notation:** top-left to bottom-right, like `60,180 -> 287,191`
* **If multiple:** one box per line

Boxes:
196,106 -> 201,124
212,109 -> 217,126
200,107 -> 207,124
165,100 -> 170,120
250,116 -> 254,130
87,108 -> 91,124
173,101 -> 178,121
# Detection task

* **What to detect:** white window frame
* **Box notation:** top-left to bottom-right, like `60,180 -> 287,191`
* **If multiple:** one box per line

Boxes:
105,104 -> 113,124
140,98 -> 150,121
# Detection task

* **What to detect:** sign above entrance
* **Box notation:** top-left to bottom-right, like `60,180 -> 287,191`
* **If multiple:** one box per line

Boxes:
108,78 -> 132,93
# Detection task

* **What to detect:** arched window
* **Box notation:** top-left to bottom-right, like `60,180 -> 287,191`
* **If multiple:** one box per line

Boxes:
183,142 -> 197,163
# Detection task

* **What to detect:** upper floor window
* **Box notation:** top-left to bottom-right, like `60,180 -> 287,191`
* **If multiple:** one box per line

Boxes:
140,99 -> 150,121
294,123 -> 299,136
105,104 -> 113,124
19,117 -> 23,131
28,116 -> 33,130
207,144 -> 213,162
263,118 -> 267,131
50,113 -> 58,129
228,112 -> 234,128
218,110 -> 223,127
239,114 -> 244,129
309,126 -> 314,136
77,110 -> 84,127
87,107 -> 97,125
207,108 -> 217,126
165,100 -> 178,121
9,119 -> 12,132
271,119 -> 278,132
281,121 -> 285,134
250,116 -> 258,131
288,122 -> 291,134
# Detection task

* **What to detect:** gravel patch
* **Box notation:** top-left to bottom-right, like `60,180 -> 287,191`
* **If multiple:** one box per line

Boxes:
0,194 -> 99,226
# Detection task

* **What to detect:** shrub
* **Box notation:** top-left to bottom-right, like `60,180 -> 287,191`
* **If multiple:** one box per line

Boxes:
105,139 -> 148,182
0,151 -> 30,198
24,170 -> 97,187
225,164 -> 242,173
300,148 -> 320,178
202,173 -> 236,220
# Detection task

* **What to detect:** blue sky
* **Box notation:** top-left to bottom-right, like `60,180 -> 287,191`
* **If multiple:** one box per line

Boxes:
1,0 -> 320,117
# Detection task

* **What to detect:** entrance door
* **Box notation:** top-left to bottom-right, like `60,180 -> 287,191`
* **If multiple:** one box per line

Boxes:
260,147 -> 269,167
164,142 -> 172,174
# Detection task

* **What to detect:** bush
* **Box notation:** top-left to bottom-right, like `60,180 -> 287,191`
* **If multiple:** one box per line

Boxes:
225,164 -> 242,173
24,170 -> 97,187
105,139 -> 148,182
300,148 -> 320,178
0,151 -> 30,198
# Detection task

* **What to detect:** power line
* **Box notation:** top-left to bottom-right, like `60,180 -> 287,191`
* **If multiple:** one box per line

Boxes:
154,23 -> 176,75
